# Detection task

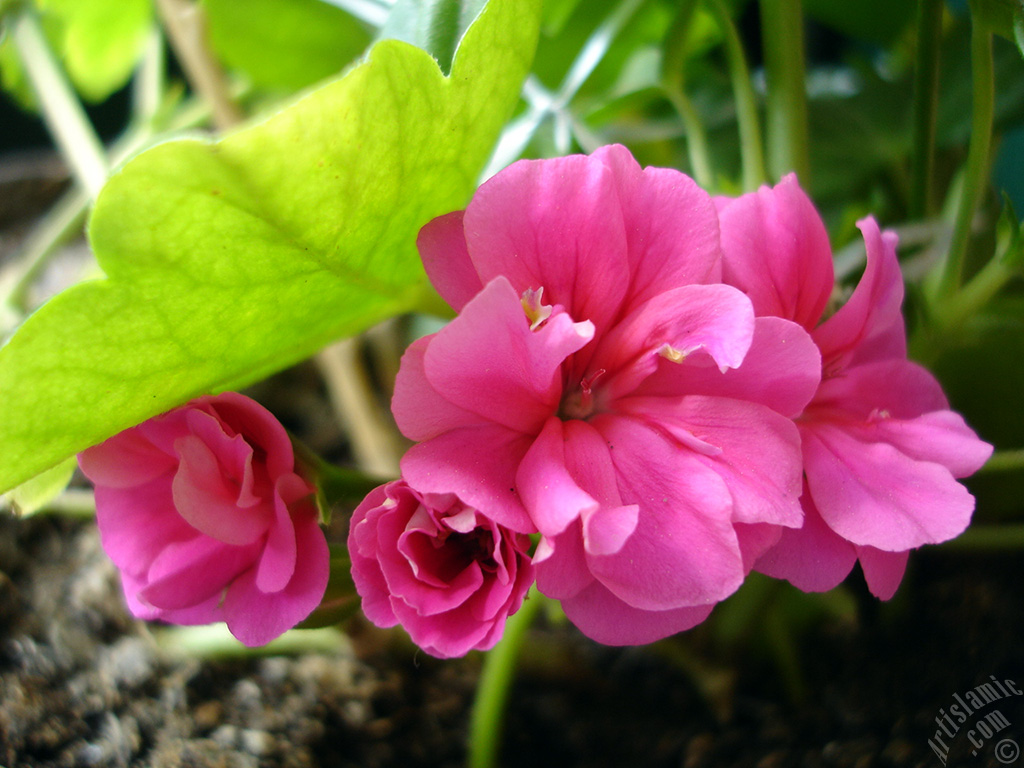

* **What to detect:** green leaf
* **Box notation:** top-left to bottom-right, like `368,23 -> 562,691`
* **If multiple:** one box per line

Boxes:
0,0 -> 152,106
0,0 -> 541,493
2,455 -> 76,516
202,0 -> 371,91
970,0 -> 1024,44
380,0 -> 488,75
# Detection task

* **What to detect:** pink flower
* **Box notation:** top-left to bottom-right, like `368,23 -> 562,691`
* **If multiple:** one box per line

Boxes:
348,480 -> 535,658
392,146 -> 822,644
715,175 -> 993,597
79,392 -> 329,646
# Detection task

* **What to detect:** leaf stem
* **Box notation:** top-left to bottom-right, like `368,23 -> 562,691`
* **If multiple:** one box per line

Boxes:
759,0 -> 810,183
909,0 -> 943,219
930,4 -> 994,300
707,0 -> 767,190
468,587 -> 544,768
664,85 -> 715,189
9,8 -> 108,199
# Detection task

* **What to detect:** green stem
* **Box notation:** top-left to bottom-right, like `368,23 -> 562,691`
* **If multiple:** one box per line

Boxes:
978,449 -> 1024,474
707,0 -> 767,190
9,8 -> 108,199
759,0 -> 810,183
665,85 -> 715,189
909,0 -> 943,219
931,249 -> 1017,334
943,525 -> 1024,551
662,0 -> 714,188
930,5 -> 994,300
468,587 -> 544,768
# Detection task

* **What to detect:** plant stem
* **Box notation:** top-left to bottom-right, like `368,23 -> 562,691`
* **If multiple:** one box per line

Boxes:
943,525 -> 1024,551
978,449 -> 1024,474
931,248 -> 1017,333
707,0 -> 767,190
909,0 -> 943,219
759,0 -> 810,183
930,4 -> 994,300
468,587 -> 544,768
662,0 -> 714,188
155,0 -> 241,130
9,8 -> 108,199
665,85 -> 715,189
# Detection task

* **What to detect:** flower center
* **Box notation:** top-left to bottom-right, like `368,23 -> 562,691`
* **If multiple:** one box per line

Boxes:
559,368 -> 606,421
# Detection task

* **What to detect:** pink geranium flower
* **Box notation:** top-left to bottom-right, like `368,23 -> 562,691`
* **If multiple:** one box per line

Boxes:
391,146 -> 822,644
79,393 -> 329,646
715,176 -> 993,598
348,480 -> 535,658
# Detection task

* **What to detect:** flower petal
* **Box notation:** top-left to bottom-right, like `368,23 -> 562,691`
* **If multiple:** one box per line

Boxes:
418,210 -> 484,311
586,414 -> 743,609
560,579 -> 715,646
400,424 -> 536,533
854,545 -> 909,600
222,509 -> 329,646
802,422 -> 975,550
464,154 -> 630,333
422,276 -> 594,435
591,144 -> 722,307
718,173 -> 834,330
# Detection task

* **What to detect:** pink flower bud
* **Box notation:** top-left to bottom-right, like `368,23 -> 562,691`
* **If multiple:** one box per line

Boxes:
79,392 -> 329,646
348,480 -> 535,658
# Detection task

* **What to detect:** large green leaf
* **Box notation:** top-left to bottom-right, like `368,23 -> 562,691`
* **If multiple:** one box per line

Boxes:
0,0 -> 541,492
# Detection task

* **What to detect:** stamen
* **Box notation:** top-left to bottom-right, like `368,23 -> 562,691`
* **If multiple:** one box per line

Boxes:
658,343 -> 687,363
521,287 -> 552,330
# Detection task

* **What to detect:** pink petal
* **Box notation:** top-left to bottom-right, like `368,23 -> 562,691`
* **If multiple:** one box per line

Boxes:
93,479 -> 197,572
400,424 -> 536,533
534,521 -> 593,600
203,392 -> 297,480
516,417 -> 599,537
596,284 -> 755,401
802,422 -> 976,550
392,336 -> 490,441
222,509 -> 329,646
813,217 -> 906,369
635,316 -> 821,418
464,154 -> 631,334
141,536 -> 260,610
855,545 -> 909,600
755,494 -> 858,593
620,395 -> 804,528
418,210 -> 484,312
734,522 -> 783,573
586,414 -> 744,609
718,173 -> 834,330
560,579 -> 715,646
254,474 -> 309,593
811,358 -> 948,420
422,276 -> 594,435
171,434 -> 273,545
869,411 -> 992,478
79,429 -> 176,488
348,487 -> 400,628
591,144 -> 722,307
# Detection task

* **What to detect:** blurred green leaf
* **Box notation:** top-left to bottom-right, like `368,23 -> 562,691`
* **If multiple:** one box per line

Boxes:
203,0 -> 371,91
379,0 -> 488,75
0,0 -> 541,493
1,0 -> 151,107
2,456 -> 76,516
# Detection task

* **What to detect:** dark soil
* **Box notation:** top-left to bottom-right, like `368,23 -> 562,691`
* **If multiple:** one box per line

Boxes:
1,510 -> 1022,768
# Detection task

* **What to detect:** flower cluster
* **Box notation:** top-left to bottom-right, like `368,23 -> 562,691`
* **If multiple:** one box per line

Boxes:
79,146 -> 991,656
350,145 -> 992,653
